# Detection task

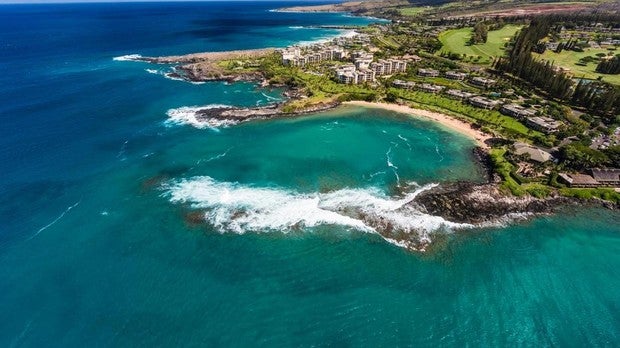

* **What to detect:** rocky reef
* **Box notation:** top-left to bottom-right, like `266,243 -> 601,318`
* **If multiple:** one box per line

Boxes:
413,181 -> 571,225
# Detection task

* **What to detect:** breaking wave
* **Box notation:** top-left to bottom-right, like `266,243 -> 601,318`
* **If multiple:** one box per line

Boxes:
297,29 -> 359,46
113,54 -> 142,61
162,176 -> 474,250
165,105 -> 236,129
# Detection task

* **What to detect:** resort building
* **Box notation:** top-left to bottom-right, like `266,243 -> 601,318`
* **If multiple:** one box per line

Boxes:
335,65 -> 356,84
392,80 -> 416,90
445,71 -> 468,80
355,69 -> 376,84
526,116 -> 563,134
470,76 -> 496,88
370,59 -> 408,76
446,89 -> 475,100
500,104 -> 537,120
418,83 -> 444,93
280,46 -> 346,67
418,68 -> 440,77
468,96 -> 500,110
335,64 -> 375,85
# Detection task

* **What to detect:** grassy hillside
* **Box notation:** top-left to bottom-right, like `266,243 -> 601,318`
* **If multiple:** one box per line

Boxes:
437,25 -> 522,64
533,48 -> 620,85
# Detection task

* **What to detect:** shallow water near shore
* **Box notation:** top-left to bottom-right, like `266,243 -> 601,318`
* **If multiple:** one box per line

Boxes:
1,2 -> 619,346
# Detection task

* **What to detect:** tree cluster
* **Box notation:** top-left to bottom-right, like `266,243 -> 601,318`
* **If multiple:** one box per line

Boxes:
596,55 -> 620,75
493,16 -> 620,119
470,21 -> 488,44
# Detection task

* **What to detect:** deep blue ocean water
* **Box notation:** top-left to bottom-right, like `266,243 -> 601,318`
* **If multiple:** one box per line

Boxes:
1,2 -> 619,346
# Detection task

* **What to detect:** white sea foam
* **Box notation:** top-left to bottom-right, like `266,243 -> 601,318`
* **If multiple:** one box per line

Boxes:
113,54 -> 143,61
165,105 -> 236,129
297,29 -> 360,46
162,177 -> 472,249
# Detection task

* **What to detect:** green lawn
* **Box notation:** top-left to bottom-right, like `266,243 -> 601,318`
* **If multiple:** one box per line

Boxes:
399,6 -> 428,16
437,25 -> 522,65
533,48 -> 620,85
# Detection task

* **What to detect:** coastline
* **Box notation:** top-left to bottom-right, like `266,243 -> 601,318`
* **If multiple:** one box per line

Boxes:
344,101 -> 491,150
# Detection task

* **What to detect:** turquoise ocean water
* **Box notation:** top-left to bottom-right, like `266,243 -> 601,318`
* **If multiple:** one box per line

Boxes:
0,2 -> 619,346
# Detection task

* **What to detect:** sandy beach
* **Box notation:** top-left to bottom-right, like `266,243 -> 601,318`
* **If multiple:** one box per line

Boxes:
344,101 -> 491,149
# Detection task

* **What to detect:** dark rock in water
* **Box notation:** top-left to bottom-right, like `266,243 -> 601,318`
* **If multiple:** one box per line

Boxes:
184,211 -> 206,226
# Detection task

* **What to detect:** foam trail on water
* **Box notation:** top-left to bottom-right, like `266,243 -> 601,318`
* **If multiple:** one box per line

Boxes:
165,105 -> 235,129
28,201 -> 81,240
435,144 -> 444,162
261,92 -> 281,101
398,134 -> 412,149
198,147 -> 234,164
162,177 -> 472,250
386,147 -> 400,186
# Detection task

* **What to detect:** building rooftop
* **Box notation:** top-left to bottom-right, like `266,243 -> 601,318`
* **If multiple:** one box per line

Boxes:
514,142 -> 554,163
591,168 -> 620,182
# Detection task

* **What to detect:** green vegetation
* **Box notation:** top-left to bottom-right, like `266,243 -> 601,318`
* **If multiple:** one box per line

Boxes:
388,88 -> 539,139
471,21 -> 488,44
490,148 -> 526,196
399,6 -> 428,17
437,25 -> 522,64
559,187 -> 620,203
533,48 -> 620,85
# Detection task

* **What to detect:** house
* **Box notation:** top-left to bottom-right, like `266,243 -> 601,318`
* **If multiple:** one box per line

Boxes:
445,71 -> 468,80
468,96 -> 500,110
418,83 -> 443,93
558,173 -> 600,188
526,116 -> 563,134
500,104 -> 536,120
446,89 -> 475,100
418,68 -> 440,77
470,76 -> 496,88
513,143 -> 554,163
590,168 -> 620,186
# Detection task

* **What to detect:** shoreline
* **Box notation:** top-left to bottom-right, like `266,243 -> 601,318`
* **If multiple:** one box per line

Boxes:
344,101 -> 491,150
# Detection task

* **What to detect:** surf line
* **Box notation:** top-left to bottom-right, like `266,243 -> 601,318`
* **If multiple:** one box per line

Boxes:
28,201 -> 81,241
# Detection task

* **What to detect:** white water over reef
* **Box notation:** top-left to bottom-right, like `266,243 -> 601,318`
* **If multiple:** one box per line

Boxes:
162,176 -> 473,249
165,105 -> 237,129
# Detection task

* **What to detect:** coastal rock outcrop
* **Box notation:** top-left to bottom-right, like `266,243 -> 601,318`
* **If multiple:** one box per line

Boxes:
413,182 -> 570,225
